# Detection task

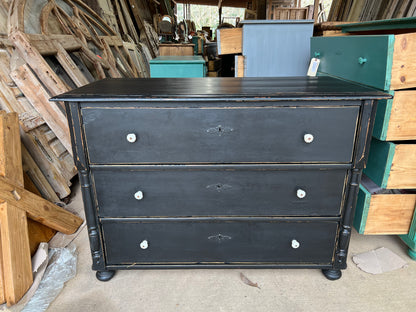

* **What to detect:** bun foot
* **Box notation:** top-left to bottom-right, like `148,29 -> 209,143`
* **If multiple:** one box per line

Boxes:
322,269 -> 342,281
96,270 -> 115,281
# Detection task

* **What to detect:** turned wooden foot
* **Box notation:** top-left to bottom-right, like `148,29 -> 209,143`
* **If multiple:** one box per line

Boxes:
322,269 -> 342,281
96,270 -> 115,281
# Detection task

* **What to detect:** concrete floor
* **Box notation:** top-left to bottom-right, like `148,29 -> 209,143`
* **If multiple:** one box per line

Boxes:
47,185 -> 416,312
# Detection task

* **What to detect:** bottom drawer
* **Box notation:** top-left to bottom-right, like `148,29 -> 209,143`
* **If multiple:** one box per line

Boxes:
101,219 -> 338,265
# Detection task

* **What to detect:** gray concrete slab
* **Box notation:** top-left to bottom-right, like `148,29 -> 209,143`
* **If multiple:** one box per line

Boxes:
47,185 -> 416,312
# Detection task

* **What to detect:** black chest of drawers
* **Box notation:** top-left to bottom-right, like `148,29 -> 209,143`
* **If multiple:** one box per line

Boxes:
52,76 -> 389,281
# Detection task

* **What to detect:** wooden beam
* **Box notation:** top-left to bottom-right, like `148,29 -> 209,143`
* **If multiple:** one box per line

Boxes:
0,176 -> 82,234
313,0 -> 320,23
0,202 -> 32,307
0,110 -> 31,306
0,176 -> 79,235
0,112 -> 23,187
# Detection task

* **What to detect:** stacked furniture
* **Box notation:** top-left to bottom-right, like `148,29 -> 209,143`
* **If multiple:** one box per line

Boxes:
53,76 -> 387,281
311,20 -> 416,259
216,20 -> 313,78
149,56 -> 206,78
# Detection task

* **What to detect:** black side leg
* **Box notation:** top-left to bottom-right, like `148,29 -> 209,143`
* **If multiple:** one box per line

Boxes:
322,269 -> 342,281
96,270 -> 116,281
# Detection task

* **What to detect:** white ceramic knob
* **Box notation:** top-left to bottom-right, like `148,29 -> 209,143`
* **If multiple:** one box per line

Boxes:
291,239 -> 300,249
134,191 -> 144,200
304,133 -> 314,143
126,133 -> 137,143
297,189 -> 306,199
140,240 -> 148,249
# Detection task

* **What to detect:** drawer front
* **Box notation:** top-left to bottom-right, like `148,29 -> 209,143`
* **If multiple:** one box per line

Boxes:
311,35 -> 393,90
82,106 -> 359,164
93,166 -> 347,217
101,219 -> 338,265
150,63 -> 206,78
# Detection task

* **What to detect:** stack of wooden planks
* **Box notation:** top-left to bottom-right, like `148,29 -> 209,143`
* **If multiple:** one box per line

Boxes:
0,0 -> 160,202
0,111 -> 83,306
328,0 -> 416,21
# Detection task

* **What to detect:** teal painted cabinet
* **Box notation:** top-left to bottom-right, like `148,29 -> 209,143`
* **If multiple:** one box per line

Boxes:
311,34 -> 416,91
311,33 -> 416,260
150,56 -> 206,78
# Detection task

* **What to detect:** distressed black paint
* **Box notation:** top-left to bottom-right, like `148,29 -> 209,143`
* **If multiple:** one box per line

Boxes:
56,77 -> 390,281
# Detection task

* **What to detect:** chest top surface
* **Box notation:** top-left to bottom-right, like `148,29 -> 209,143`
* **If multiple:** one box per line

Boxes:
51,76 -> 390,102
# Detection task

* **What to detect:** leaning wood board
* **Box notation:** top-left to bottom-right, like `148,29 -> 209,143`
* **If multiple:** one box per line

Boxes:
354,180 -> 416,234
364,139 -> 416,189
311,33 -> 416,90
372,90 -> 416,141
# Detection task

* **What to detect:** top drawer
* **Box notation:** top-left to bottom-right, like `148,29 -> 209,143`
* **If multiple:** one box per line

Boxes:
311,34 -> 416,91
82,106 -> 359,164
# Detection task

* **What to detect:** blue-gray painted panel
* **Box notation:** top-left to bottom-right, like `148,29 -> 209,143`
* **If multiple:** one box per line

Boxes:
242,22 -> 313,77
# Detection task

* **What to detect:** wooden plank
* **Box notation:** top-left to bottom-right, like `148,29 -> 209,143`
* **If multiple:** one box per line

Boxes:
0,112 -> 23,186
55,42 -> 90,87
159,44 -> 195,56
10,63 -> 72,155
364,193 -> 416,234
9,31 -> 70,96
385,91 -> 416,140
21,145 -> 59,203
0,175 -> 82,234
355,178 -> 416,235
208,59 -> 221,72
391,33 -> 416,90
0,202 -> 32,306
0,229 -> 5,304
207,71 -> 220,77
23,173 -> 57,256
216,28 -> 242,55
388,144 -> 416,189
235,55 -> 244,77
20,131 -> 71,199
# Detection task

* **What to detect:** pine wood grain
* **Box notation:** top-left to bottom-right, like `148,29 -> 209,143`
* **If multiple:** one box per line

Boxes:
159,44 -> 194,56
0,112 -> 23,187
385,90 -> 416,140
388,144 -> 416,189
10,63 -> 72,155
23,173 -> 56,256
0,176 -> 82,234
235,55 -> 244,77
217,28 -> 242,55
0,203 -> 32,306
364,193 -> 416,234
391,33 -> 416,90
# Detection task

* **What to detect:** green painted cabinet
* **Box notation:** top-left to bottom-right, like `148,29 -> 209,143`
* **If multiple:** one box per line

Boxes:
311,33 -> 416,91
150,56 -> 206,78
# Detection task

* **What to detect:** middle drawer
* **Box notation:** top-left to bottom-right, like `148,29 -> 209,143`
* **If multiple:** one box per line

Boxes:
92,165 -> 348,217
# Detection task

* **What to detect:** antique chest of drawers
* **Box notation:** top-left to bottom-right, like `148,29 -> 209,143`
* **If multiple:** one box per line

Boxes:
52,77 -> 388,281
